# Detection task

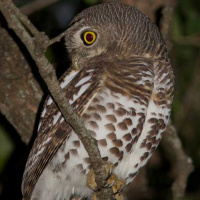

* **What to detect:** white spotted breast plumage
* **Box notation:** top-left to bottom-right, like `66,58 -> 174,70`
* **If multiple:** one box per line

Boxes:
22,2 -> 174,200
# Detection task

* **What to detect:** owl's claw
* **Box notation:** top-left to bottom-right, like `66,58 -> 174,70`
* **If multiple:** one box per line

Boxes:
105,173 -> 126,192
87,168 -> 98,191
87,162 -> 125,200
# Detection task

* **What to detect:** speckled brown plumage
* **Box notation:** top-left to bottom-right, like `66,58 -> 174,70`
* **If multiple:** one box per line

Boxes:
22,2 -> 174,200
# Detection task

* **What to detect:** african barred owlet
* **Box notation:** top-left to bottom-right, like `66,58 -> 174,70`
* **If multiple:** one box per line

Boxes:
22,2 -> 174,200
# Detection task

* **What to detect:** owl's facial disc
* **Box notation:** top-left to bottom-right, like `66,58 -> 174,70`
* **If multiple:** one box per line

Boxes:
66,25 -> 107,70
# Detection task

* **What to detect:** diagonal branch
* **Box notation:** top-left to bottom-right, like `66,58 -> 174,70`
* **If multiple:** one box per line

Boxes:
8,0 -> 40,37
0,0 -> 112,199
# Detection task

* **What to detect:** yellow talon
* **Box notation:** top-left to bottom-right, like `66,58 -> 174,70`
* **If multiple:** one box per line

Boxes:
87,162 -> 126,200
87,168 -> 98,191
107,173 -> 125,200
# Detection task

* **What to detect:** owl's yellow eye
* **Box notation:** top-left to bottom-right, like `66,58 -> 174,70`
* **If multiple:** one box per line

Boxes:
82,31 -> 96,45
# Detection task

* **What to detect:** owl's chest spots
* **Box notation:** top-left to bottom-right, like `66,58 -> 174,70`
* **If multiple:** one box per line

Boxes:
49,88 -> 147,181
82,88 -> 147,170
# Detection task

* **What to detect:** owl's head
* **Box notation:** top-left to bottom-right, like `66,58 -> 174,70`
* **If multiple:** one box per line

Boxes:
65,2 -> 165,69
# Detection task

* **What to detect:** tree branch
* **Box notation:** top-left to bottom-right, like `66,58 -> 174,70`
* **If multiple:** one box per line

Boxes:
0,26 -> 43,144
160,0 -> 177,51
0,0 -> 112,199
162,124 -> 194,199
9,1 -> 40,37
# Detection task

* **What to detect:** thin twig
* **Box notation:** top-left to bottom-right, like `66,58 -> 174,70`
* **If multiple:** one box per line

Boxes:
46,29 -> 69,48
0,1 -> 113,199
46,19 -> 84,48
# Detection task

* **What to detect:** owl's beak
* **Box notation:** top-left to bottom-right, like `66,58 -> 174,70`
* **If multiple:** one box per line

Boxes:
72,56 -> 80,70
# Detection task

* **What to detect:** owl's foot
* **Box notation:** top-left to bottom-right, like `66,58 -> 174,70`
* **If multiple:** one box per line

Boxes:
87,162 -> 125,200
105,173 -> 125,197
87,168 -> 98,191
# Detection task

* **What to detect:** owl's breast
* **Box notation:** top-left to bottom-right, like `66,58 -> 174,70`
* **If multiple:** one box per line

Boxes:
50,87 -> 144,175
82,87 -> 148,178
31,84 -> 152,200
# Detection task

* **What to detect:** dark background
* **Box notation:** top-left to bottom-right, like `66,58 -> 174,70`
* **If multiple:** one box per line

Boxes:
0,0 -> 200,199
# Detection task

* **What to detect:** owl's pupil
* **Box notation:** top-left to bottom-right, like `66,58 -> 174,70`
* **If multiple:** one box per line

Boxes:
86,33 -> 93,42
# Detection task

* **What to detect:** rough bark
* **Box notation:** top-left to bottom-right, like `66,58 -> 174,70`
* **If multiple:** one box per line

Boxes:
0,26 -> 43,144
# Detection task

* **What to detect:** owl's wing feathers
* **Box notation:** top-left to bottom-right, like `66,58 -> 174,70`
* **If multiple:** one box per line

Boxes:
126,59 -> 174,182
22,66 -> 102,199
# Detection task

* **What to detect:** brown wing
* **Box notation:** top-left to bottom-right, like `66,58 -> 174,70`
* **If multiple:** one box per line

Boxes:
22,66 -> 102,199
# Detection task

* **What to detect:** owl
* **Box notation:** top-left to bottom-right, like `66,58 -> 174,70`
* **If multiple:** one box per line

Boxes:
22,2 -> 174,200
